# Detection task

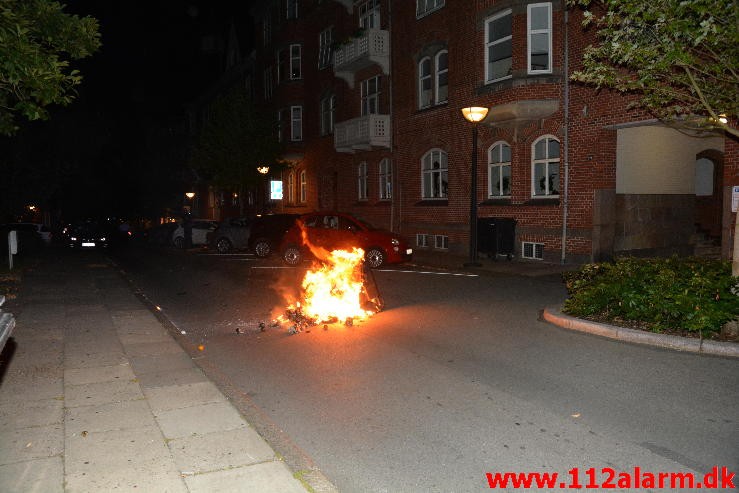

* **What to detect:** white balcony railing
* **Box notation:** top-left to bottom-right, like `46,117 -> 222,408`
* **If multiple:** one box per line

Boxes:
333,29 -> 389,88
334,114 -> 391,153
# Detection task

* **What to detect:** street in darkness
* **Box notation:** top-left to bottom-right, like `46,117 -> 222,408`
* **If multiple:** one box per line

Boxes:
112,246 -> 738,493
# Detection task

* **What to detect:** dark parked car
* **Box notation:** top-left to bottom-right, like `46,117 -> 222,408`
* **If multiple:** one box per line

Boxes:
208,217 -> 251,254
65,221 -> 109,249
145,222 -> 179,246
248,213 -> 300,258
279,212 -> 412,268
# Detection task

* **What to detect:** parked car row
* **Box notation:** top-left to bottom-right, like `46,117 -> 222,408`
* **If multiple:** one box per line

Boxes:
148,212 -> 413,268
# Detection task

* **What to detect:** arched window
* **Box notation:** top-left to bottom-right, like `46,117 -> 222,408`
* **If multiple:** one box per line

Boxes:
531,136 -> 560,197
379,158 -> 392,200
488,141 -> 511,197
287,172 -> 295,203
435,50 -> 448,104
421,149 -> 448,199
299,170 -> 307,202
418,57 -> 432,108
358,161 -> 368,200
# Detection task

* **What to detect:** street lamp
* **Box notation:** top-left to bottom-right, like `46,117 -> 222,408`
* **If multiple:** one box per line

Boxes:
461,106 -> 489,267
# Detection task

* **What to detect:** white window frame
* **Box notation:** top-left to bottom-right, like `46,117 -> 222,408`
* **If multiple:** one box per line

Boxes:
531,135 -> 560,197
379,158 -> 392,200
522,241 -> 544,260
416,234 -> 429,247
485,9 -> 513,83
299,170 -> 307,203
434,235 -> 449,250
290,105 -> 302,141
286,0 -> 298,20
320,95 -> 335,136
416,0 -> 445,18
358,161 -> 368,201
418,57 -> 432,108
421,149 -> 448,199
290,44 -> 302,79
527,3 -> 552,74
288,172 -> 295,203
435,50 -> 448,104
318,27 -> 333,69
361,76 -> 381,115
359,0 -> 380,29
488,141 -> 511,198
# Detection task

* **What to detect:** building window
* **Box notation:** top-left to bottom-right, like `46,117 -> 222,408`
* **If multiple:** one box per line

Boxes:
421,149 -> 448,199
358,161 -> 368,200
485,9 -> 512,83
277,109 -> 285,142
528,3 -> 552,73
299,170 -> 307,202
434,235 -> 449,249
416,0 -> 444,18
532,136 -> 560,196
488,142 -> 511,197
320,95 -> 335,136
291,106 -> 302,141
290,44 -> 302,79
359,0 -> 380,29
379,158 -> 392,200
286,0 -> 298,19
319,27 -> 333,69
263,13 -> 271,47
522,241 -> 544,260
361,76 -> 381,115
263,67 -> 273,100
418,50 -> 448,109
416,234 -> 429,247
288,172 -> 295,203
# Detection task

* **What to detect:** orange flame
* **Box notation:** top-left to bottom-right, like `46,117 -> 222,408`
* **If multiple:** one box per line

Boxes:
299,247 -> 374,323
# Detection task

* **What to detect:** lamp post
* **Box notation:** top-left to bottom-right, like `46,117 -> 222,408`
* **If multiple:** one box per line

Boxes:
257,166 -> 270,214
183,192 -> 195,249
461,106 -> 489,267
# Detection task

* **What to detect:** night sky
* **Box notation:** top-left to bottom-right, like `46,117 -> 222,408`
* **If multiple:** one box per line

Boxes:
2,1 -> 253,223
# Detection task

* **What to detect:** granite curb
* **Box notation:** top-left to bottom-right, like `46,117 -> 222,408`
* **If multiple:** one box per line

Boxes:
543,305 -> 739,358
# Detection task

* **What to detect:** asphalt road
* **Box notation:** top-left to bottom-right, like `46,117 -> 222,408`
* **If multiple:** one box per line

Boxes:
111,245 -> 739,492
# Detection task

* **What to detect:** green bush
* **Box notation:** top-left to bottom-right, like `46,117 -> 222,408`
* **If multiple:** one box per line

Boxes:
563,256 -> 739,335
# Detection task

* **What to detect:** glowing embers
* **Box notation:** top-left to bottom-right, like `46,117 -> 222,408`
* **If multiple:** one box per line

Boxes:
279,247 -> 383,334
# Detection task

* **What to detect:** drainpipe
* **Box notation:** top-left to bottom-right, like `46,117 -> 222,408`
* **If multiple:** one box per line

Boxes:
560,7 -> 570,264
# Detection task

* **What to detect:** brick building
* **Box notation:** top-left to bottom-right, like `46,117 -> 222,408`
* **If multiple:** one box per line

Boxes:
232,0 -> 737,264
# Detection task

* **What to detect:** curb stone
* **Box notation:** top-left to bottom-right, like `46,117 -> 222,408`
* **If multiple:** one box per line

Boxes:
542,305 -> 739,358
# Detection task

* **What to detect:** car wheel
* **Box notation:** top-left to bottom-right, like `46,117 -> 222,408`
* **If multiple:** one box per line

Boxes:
173,236 -> 184,249
253,238 -> 271,257
365,247 -> 385,268
282,245 -> 302,266
216,237 -> 232,254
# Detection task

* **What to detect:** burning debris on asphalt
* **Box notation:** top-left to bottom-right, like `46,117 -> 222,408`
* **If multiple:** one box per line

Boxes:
272,247 -> 383,335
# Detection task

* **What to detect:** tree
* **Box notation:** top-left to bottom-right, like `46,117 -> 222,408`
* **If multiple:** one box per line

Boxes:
190,89 -> 284,213
0,0 -> 101,136
568,0 -> 738,139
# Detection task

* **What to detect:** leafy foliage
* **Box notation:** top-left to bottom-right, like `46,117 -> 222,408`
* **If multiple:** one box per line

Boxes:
189,89 -> 284,190
568,0 -> 738,138
0,0 -> 101,136
563,256 -> 739,335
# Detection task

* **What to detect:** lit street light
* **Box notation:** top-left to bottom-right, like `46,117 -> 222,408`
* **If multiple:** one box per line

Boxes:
461,106 -> 489,267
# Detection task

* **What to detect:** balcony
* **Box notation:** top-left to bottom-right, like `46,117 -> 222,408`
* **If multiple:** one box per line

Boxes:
333,29 -> 389,88
334,114 -> 391,153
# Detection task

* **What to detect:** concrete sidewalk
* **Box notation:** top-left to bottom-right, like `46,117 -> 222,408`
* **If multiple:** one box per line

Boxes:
0,251 -> 308,492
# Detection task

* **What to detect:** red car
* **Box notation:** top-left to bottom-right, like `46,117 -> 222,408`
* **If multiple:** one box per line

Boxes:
280,212 -> 412,268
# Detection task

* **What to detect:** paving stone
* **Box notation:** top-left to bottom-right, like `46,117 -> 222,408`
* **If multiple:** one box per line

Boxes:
0,457 -> 63,493
155,401 -> 247,439
0,399 -> 63,429
64,349 -> 128,369
135,367 -> 209,390
64,379 -> 144,408
123,340 -> 187,357
184,460 -> 306,493
0,372 -> 63,404
0,424 -> 63,463
64,400 -> 156,437
144,381 -> 227,413
64,362 -> 135,386
168,427 -> 276,473
129,352 -> 195,375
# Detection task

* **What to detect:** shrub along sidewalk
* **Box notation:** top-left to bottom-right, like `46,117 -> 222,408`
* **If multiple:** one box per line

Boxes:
563,256 -> 739,340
